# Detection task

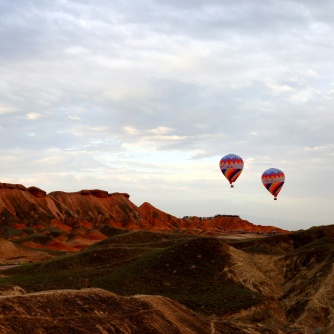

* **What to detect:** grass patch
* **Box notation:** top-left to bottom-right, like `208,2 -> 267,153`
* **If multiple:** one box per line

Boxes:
99,225 -> 129,237
21,227 -> 35,235
293,237 -> 332,252
11,233 -> 53,245
3,226 -> 22,238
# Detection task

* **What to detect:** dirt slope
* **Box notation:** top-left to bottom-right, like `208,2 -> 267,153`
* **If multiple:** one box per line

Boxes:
0,287 -> 283,334
0,288 -> 215,334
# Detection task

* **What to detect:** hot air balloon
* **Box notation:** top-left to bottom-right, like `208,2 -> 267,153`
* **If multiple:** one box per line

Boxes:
261,168 -> 285,200
219,154 -> 244,188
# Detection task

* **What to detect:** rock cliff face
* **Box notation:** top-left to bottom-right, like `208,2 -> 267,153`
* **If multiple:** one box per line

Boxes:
0,184 -> 139,229
0,183 -> 287,256
0,182 -> 285,233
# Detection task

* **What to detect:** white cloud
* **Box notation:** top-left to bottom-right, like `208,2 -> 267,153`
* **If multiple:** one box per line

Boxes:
289,89 -> 315,104
68,115 -> 80,120
0,0 -> 333,229
267,83 -> 295,94
303,145 -> 333,152
0,105 -> 17,114
124,126 -> 140,135
65,46 -> 89,55
91,126 -> 111,132
23,113 -> 46,120
145,135 -> 186,141
147,126 -> 174,135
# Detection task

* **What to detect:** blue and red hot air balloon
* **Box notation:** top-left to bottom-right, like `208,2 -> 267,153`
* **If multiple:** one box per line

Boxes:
219,154 -> 244,188
261,168 -> 285,200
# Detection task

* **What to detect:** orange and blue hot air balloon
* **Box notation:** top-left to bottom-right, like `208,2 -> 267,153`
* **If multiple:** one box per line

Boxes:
261,168 -> 285,200
219,154 -> 244,188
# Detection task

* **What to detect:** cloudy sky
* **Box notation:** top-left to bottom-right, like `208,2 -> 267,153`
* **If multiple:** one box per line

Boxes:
1,0 -> 333,230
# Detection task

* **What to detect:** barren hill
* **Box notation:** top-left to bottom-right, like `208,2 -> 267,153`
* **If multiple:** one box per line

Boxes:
0,288 -> 214,334
0,287 -> 265,334
1,226 -> 333,333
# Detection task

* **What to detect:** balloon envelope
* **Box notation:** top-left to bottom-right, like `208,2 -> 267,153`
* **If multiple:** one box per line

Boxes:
219,154 -> 244,187
261,168 -> 285,199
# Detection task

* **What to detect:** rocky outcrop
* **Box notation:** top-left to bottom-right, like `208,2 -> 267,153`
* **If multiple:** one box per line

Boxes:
0,183 -> 16,189
110,192 -> 130,199
90,189 -> 109,198
138,202 -> 181,230
27,186 -> 46,198
80,189 -> 109,198
0,183 -> 286,235
0,183 -> 27,191
14,184 -> 27,191
79,189 -> 91,196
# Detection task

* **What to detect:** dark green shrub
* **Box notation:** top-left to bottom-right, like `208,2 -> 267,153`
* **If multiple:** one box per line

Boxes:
4,226 -> 22,238
21,227 -> 35,235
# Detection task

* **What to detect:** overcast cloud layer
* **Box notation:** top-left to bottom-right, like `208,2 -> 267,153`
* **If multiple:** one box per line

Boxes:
1,0 -> 333,230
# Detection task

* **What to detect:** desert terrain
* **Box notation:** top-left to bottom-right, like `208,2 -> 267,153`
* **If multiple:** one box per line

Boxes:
0,183 -> 332,333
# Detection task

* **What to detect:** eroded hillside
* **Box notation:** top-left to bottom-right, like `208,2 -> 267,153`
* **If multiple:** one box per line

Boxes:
0,183 -> 286,259
0,226 -> 333,333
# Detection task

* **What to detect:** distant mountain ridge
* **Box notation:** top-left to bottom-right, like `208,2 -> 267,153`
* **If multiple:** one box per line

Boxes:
0,182 -> 286,232
0,182 -> 287,255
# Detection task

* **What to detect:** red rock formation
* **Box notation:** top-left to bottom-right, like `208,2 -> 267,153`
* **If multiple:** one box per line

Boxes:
90,189 -> 109,198
110,192 -> 130,199
138,202 -> 181,230
79,190 -> 91,196
27,186 -> 46,198
3,183 -> 16,189
0,183 -> 288,252
15,184 -> 27,191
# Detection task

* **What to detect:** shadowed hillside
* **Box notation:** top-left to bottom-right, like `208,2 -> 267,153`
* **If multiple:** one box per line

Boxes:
1,225 -> 333,333
0,288 -> 215,334
0,233 -> 263,315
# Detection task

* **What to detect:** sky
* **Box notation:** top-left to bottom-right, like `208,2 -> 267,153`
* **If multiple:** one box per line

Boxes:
0,0 -> 333,231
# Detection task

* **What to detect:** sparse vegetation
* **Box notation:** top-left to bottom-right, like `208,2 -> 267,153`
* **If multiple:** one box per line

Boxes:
21,227 -> 35,235
0,233 -> 263,315
3,225 -> 22,238
0,225 -> 332,332
99,225 -> 129,237
11,233 -> 53,245
40,226 -> 64,237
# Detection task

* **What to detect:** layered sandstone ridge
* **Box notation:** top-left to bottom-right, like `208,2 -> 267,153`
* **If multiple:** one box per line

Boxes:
0,182 -> 286,259
0,182 -> 284,232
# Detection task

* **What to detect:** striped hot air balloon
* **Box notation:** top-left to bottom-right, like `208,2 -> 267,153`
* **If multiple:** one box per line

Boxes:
219,154 -> 244,188
261,168 -> 285,200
